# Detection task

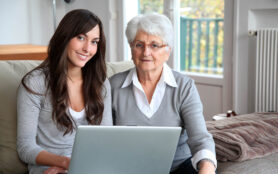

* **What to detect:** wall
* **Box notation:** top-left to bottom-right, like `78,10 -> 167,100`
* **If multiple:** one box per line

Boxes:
0,0 -> 65,45
233,0 -> 278,114
0,0 -> 31,44
194,76 -> 224,121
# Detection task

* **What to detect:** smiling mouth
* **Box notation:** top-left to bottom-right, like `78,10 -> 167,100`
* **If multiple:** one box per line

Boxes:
140,59 -> 152,62
77,53 -> 89,60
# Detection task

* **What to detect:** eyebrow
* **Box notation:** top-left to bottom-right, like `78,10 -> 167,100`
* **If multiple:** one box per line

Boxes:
134,40 -> 162,44
82,33 -> 100,41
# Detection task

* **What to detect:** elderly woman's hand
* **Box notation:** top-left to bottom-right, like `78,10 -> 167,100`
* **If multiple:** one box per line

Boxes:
198,160 -> 216,174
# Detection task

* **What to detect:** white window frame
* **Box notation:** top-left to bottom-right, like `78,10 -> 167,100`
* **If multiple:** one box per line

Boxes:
163,0 -> 180,70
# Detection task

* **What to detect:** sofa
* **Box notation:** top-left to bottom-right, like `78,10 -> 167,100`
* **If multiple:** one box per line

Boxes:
0,60 -> 277,174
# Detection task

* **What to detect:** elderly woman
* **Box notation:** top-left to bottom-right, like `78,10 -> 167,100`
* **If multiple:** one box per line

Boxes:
109,13 -> 217,174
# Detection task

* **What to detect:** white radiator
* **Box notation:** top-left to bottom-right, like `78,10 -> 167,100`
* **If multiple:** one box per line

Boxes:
255,28 -> 278,112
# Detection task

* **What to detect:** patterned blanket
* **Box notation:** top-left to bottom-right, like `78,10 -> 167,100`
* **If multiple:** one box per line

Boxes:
206,112 -> 278,162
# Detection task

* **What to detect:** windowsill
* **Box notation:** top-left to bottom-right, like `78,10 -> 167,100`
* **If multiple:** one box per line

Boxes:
179,71 -> 224,86
182,71 -> 223,78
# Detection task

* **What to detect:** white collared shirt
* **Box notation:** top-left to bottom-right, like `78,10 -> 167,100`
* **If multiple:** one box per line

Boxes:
121,63 -> 177,118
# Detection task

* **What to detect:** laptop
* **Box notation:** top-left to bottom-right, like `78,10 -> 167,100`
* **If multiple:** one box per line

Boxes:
68,125 -> 181,174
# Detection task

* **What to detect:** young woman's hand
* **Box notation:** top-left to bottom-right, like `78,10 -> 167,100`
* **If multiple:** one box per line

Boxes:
36,150 -> 71,170
43,166 -> 67,174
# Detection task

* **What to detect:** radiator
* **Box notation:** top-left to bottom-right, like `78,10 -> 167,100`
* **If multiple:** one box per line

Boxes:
255,28 -> 278,112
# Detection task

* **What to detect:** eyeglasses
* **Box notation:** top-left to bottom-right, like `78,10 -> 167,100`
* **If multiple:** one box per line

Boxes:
131,41 -> 168,52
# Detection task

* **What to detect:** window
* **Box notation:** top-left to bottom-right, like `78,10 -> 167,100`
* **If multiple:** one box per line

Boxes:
138,0 -> 163,14
180,0 -> 224,75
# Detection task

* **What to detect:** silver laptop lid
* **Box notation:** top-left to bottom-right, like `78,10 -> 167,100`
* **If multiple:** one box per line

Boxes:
68,126 -> 181,174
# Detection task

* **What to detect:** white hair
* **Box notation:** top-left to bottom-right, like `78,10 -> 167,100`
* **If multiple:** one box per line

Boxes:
125,13 -> 174,48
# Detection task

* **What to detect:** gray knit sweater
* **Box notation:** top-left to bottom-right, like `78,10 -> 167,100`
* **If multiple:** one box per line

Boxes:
17,69 -> 112,173
109,69 -> 216,171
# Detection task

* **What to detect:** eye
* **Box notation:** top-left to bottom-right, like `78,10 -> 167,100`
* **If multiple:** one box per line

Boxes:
77,35 -> 85,41
135,42 -> 144,48
91,40 -> 99,45
150,43 -> 160,49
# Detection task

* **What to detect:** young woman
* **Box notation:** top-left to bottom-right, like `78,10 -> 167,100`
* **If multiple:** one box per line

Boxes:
17,9 -> 112,174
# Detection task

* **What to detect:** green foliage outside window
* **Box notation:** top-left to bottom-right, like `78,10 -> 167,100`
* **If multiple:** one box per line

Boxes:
180,0 -> 224,18
180,0 -> 224,74
138,0 -> 163,14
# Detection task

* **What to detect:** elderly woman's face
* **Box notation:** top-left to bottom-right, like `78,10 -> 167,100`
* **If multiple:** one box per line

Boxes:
131,30 -> 170,74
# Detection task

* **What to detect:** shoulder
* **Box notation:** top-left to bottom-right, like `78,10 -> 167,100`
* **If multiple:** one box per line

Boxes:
22,68 -> 48,93
24,68 -> 46,84
171,70 -> 195,88
169,70 -> 200,100
103,78 -> 111,91
109,69 -> 131,88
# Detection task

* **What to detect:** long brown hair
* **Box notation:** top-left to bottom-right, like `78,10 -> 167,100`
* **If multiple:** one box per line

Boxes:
22,9 -> 106,135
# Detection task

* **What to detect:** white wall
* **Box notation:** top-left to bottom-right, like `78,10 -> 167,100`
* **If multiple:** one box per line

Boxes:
233,0 -> 278,114
0,0 -> 65,45
0,0 -> 30,44
29,0 -> 66,45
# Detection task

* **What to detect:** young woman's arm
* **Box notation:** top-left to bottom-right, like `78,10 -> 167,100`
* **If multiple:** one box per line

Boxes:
17,73 -> 70,170
17,80 -> 44,164
36,150 -> 70,169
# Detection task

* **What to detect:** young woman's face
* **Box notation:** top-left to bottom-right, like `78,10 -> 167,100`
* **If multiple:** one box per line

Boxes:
67,25 -> 100,69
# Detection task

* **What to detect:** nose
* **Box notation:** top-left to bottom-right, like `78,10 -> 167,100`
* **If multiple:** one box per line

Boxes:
82,41 -> 91,52
143,45 -> 151,56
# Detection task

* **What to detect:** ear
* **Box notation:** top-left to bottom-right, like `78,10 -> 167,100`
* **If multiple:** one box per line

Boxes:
165,46 -> 171,56
166,46 -> 171,53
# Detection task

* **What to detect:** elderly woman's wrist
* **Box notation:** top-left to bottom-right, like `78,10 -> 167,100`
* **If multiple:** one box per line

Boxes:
197,159 -> 216,171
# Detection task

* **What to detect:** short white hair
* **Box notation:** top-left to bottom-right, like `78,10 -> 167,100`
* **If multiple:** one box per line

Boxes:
125,13 -> 174,48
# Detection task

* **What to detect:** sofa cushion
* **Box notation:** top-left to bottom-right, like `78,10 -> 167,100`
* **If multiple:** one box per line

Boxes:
0,60 -> 41,174
106,61 -> 134,77
217,152 -> 278,174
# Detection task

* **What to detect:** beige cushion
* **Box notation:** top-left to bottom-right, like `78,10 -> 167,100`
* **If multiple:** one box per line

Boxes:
106,61 -> 134,77
0,60 -> 133,173
217,152 -> 278,174
0,60 -> 41,174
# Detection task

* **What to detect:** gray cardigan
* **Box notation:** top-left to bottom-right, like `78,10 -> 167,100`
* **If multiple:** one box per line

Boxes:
109,69 -> 215,171
17,69 -> 112,173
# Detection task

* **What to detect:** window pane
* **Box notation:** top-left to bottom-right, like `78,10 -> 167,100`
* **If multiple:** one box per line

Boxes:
138,0 -> 163,14
180,0 -> 224,75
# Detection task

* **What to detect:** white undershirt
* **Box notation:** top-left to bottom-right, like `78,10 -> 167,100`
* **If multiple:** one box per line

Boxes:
68,107 -> 85,120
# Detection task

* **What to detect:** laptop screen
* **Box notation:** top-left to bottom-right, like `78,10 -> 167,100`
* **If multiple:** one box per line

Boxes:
68,126 -> 181,174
